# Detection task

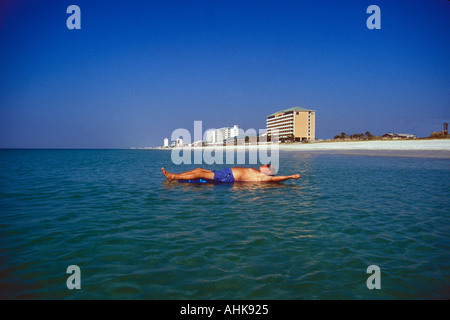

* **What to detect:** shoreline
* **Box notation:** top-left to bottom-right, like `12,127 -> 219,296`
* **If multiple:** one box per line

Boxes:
153,139 -> 450,158
276,139 -> 450,151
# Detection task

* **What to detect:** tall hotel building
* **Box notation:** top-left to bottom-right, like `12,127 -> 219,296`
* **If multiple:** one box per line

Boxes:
266,107 -> 315,141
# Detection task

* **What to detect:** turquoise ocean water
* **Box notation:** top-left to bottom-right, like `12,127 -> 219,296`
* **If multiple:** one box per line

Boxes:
0,149 -> 449,299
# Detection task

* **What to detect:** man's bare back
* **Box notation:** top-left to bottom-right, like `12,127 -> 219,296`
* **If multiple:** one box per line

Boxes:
161,165 -> 300,183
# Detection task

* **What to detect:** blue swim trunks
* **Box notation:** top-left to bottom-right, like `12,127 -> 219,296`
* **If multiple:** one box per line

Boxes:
212,168 -> 235,183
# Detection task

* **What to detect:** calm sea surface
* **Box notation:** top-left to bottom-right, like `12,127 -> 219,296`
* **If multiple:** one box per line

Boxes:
0,149 -> 449,299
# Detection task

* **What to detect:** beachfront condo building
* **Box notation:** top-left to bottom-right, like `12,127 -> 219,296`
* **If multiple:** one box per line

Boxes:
267,107 -> 315,141
205,125 -> 239,145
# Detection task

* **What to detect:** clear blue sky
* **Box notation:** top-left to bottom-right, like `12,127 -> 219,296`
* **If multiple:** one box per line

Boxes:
0,0 -> 449,148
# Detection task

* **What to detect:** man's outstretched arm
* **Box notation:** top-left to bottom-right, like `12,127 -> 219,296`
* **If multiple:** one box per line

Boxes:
262,174 -> 300,182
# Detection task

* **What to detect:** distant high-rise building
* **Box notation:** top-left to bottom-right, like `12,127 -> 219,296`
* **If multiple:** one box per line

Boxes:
205,125 -> 239,144
267,107 -> 315,141
163,138 -> 169,147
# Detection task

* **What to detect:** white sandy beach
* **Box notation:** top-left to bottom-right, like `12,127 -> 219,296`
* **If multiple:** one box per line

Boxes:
164,139 -> 450,158
273,139 -> 450,157
183,139 -> 450,151
276,139 -> 450,151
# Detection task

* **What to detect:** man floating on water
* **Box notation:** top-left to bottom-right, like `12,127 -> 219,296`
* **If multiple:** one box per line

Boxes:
161,165 -> 300,183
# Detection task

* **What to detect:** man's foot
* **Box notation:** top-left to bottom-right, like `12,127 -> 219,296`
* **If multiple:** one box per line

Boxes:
161,167 -> 173,181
